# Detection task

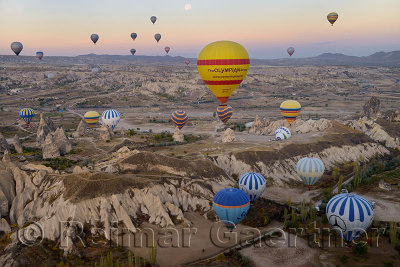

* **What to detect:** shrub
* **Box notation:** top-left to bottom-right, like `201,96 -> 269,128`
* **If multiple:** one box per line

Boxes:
352,242 -> 368,255
340,254 -> 348,264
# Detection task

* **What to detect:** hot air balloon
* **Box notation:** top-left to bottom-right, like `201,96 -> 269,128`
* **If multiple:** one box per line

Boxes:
164,47 -> 170,54
150,16 -> 157,24
238,172 -> 266,202
11,42 -> 23,56
275,126 -> 291,140
19,108 -> 35,125
280,100 -> 301,124
213,188 -> 250,231
84,111 -> 100,128
154,34 -> 161,43
327,12 -> 338,26
36,51 -> 44,60
101,109 -> 121,130
130,49 -> 136,55
197,41 -> 249,104
185,59 -> 190,66
287,47 -> 295,56
216,105 -> 233,123
296,157 -> 325,188
91,34 -> 99,44
131,33 -> 137,40
47,73 -> 55,79
171,110 -> 188,129
326,192 -> 374,244
91,67 -> 99,74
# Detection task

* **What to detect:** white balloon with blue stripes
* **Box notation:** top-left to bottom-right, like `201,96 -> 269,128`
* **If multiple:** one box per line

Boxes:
101,109 -> 121,130
326,193 -> 374,242
238,172 -> 266,202
296,157 -> 325,188
275,126 -> 291,140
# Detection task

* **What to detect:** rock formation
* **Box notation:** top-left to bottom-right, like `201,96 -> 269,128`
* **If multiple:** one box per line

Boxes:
53,127 -> 72,155
383,110 -> 400,122
0,133 -> 9,153
36,113 -> 55,147
13,134 -> 23,154
42,134 -> 60,159
173,127 -> 184,142
222,128 -> 235,143
2,150 -> 10,162
72,120 -> 86,138
99,125 -> 114,140
249,115 -> 270,135
361,96 -> 380,118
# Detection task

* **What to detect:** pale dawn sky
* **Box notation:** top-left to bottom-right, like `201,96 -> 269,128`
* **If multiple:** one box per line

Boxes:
0,0 -> 399,58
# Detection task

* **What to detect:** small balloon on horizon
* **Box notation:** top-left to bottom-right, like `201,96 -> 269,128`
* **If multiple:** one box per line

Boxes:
185,3 -> 191,11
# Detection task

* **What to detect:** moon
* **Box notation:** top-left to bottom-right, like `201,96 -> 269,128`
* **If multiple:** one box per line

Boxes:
184,3 -> 191,11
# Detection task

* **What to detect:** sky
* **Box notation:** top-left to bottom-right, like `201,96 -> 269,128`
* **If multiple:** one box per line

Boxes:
0,0 -> 399,59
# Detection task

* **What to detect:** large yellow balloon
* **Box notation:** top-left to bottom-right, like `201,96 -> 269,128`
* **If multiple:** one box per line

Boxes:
280,100 -> 301,124
197,41 -> 249,104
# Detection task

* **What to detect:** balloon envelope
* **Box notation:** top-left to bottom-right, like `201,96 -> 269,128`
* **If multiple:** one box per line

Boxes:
47,73 -> 55,79
20,108 -> 35,124
150,16 -> 157,24
280,100 -> 301,124
36,51 -> 44,60
216,105 -> 233,123
164,46 -> 170,54
171,110 -> 188,129
101,109 -> 121,129
327,12 -> 338,25
296,157 -> 325,187
154,34 -> 161,43
131,33 -> 137,40
11,42 -> 23,56
326,193 -> 374,242
91,68 -> 100,74
130,49 -> 136,55
287,47 -> 295,56
275,126 -> 291,139
91,34 -> 99,44
213,188 -> 250,230
185,59 -> 190,66
84,111 -> 100,128
238,172 -> 266,202
197,41 -> 249,104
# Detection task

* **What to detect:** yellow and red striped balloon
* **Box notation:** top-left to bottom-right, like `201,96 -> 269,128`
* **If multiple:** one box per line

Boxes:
280,100 -> 301,124
84,111 -> 100,128
197,41 -> 249,104
327,12 -> 338,26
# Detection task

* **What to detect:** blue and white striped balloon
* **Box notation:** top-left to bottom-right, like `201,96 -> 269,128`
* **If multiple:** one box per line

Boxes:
101,109 -> 121,130
238,172 -> 266,202
275,126 -> 291,140
326,193 -> 374,242
296,157 -> 325,188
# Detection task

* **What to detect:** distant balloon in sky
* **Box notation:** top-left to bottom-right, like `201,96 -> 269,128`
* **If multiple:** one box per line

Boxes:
185,59 -> 190,66
11,42 -> 23,56
131,33 -> 137,40
327,12 -> 338,26
150,16 -> 157,24
185,3 -> 191,11
164,46 -> 170,54
197,41 -> 249,104
130,49 -> 136,55
171,110 -> 188,129
47,73 -> 55,79
154,34 -> 161,43
36,51 -> 44,60
20,108 -> 35,125
216,105 -> 233,123
287,47 -> 295,56
91,34 -> 99,44
91,67 -> 99,74
280,100 -> 301,124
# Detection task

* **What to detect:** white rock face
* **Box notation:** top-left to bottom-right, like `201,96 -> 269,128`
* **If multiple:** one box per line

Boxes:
0,133 -> 10,153
99,125 -> 114,140
173,127 -> 184,142
72,120 -> 86,138
249,118 -> 332,135
53,127 -> 72,155
222,128 -> 235,143
13,134 -> 23,154
345,118 -> 400,149
42,134 -> 60,159
0,218 -> 10,233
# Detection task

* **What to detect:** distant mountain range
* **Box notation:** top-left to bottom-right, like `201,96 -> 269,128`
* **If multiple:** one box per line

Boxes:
0,51 -> 399,66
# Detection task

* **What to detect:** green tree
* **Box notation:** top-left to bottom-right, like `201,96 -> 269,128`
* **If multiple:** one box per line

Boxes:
389,221 -> 398,247
337,175 -> 344,192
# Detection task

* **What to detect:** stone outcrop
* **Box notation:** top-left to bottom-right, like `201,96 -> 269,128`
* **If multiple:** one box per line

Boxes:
99,125 -> 114,140
72,120 -> 86,138
53,127 -> 72,155
0,133 -> 10,153
173,127 -> 184,142
222,128 -> 235,143
2,150 -> 10,162
361,96 -> 380,118
0,218 -> 10,233
249,115 -> 270,135
13,134 -> 23,154
378,179 -> 391,191
36,113 -> 56,147
42,134 -> 60,159
383,110 -> 400,122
